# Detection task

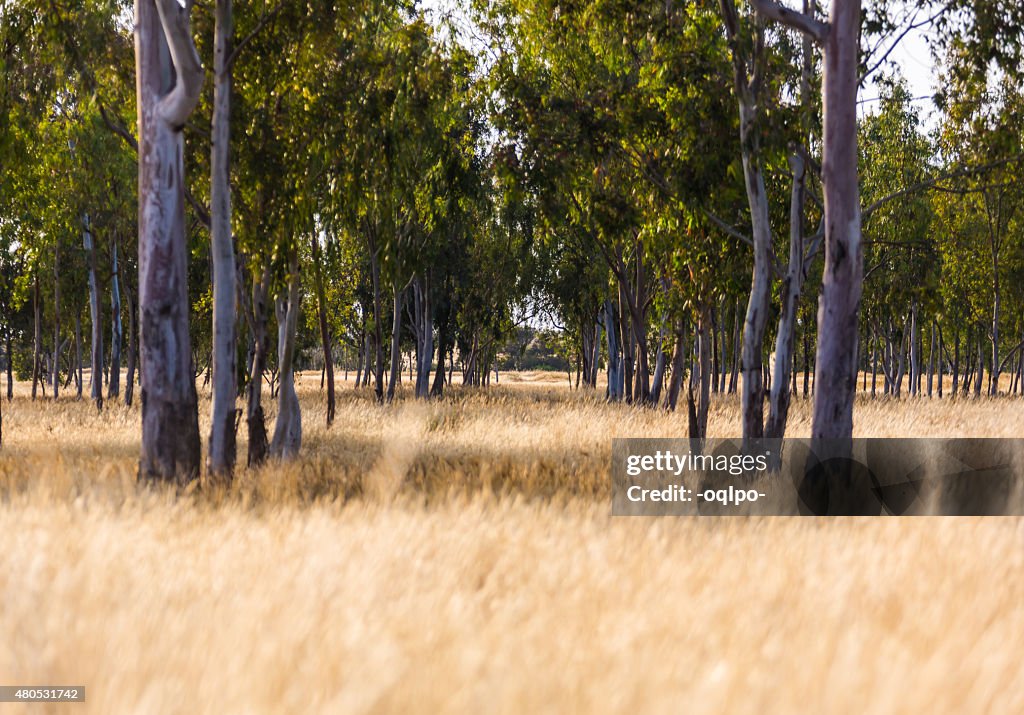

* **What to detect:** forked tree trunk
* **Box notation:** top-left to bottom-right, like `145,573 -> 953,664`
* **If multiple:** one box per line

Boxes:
245,263 -> 271,466
109,239 -> 123,399
270,255 -> 301,459
135,0 -> 204,483
207,0 -> 238,478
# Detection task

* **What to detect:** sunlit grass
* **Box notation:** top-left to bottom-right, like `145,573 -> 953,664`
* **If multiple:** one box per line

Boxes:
1,372 -> 1022,713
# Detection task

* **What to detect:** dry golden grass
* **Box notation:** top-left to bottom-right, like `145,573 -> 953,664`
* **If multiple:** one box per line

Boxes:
1,372 -> 1023,714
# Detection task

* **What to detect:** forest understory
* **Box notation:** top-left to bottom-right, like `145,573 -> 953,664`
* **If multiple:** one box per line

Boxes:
1,372 -> 1023,714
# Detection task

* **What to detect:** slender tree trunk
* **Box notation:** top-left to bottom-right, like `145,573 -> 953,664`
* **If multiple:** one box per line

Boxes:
75,314 -> 84,399
108,239 -> 123,399
82,217 -> 105,410
412,275 -> 433,399
135,0 -> 204,483
695,308 -> 712,439
368,243 -> 385,402
310,233 -> 335,423
5,326 -> 12,401
766,152 -> 807,439
52,243 -> 60,399
908,303 -> 918,396
32,273 -> 41,400
386,283 -> 404,402
246,273 -> 270,466
207,0 -> 238,477
124,286 -> 137,406
270,253 -> 301,459
605,300 -> 623,401
927,322 -> 936,397
666,320 -> 686,411
729,300 -> 741,395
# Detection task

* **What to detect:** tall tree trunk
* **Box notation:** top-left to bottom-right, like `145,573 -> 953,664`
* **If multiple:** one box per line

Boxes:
605,300 -> 623,400
245,263 -> 270,466
695,308 -> 712,439
52,242 -> 60,399
135,0 -> 204,483
6,325 -> 12,401
908,303 -> 918,396
83,218 -> 104,410
207,0 -> 238,478
809,0 -> 862,440
310,233 -> 335,423
729,300 -> 740,394
270,253 -> 301,459
618,283 -> 633,403
927,322 -> 936,397
124,286 -> 137,407
368,242 -> 385,402
74,314 -> 84,399
108,239 -> 123,399
766,151 -> 808,439
412,274 -> 433,399
32,273 -> 41,400
386,283 -> 404,402
665,320 -> 686,411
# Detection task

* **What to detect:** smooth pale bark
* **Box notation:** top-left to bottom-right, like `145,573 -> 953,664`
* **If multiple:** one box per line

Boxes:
386,284 -> 404,402
809,0 -> 862,439
927,323 -> 936,397
124,285 -> 137,407
411,275 -> 433,399
737,124 -> 773,440
270,258 -> 301,459
665,321 -> 686,411
908,303 -> 918,396
310,233 -> 335,422
766,152 -> 807,439
6,325 -> 12,401
721,0 -> 772,439
605,300 -> 623,401
135,0 -> 203,483
650,315 -> 668,403
52,242 -> 60,399
695,309 -> 712,439
207,0 -> 238,478
32,273 -> 40,400
75,315 -> 84,399
83,217 -> 103,410
368,242 -> 385,402
109,240 -> 122,399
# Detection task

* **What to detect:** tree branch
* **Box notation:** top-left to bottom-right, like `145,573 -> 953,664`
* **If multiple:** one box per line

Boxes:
154,0 -> 205,128
226,0 -> 287,70
749,0 -> 829,44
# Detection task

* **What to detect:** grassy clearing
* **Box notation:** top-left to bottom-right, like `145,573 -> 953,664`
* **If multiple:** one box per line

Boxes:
1,374 -> 1022,714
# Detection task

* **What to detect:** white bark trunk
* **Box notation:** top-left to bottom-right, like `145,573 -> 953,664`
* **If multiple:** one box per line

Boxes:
135,0 -> 203,483
208,0 -> 238,478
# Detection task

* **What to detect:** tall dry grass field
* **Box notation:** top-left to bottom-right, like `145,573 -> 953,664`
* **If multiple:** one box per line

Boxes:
2,372 -> 1023,714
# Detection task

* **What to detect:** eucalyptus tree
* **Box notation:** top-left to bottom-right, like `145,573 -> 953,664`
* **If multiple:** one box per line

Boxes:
749,0 -> 863,441
134,0 -> 204,483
